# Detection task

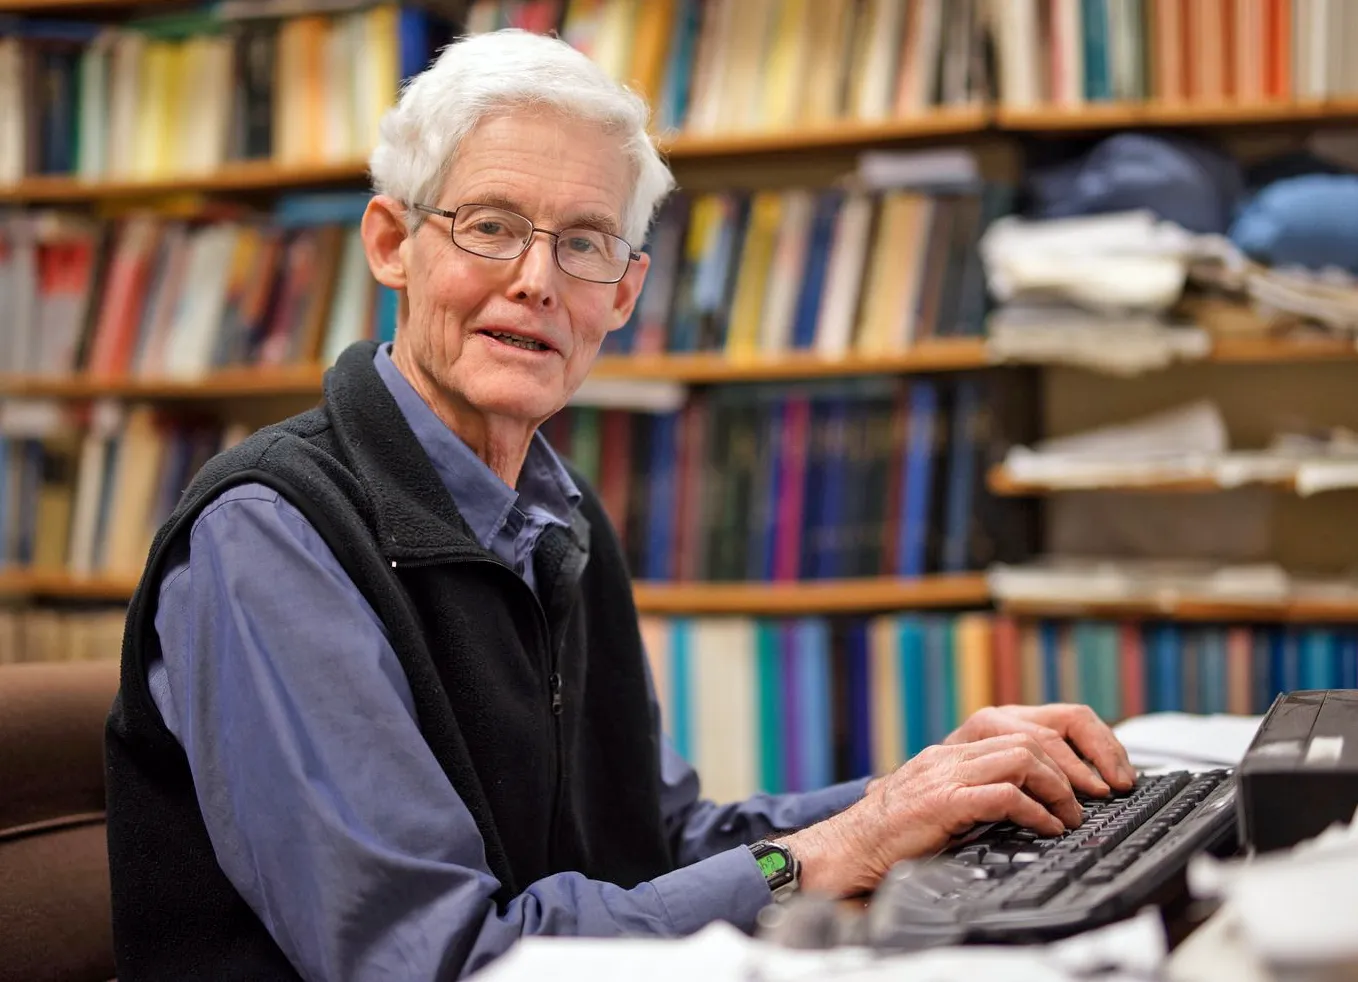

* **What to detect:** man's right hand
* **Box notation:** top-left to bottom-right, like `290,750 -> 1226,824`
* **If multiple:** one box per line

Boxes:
776,733 -> 1085,898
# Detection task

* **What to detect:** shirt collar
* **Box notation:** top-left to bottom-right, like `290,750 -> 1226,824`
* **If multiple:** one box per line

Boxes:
372,343 -> 580,551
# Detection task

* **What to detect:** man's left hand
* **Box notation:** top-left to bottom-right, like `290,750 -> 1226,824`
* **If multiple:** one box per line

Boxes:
943,704 -> 1137,797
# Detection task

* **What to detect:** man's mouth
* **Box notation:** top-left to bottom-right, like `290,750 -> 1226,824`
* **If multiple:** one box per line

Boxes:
479,329 -> 552,352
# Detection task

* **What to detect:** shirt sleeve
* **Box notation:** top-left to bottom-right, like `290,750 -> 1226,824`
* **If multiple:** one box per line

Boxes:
644,657 -> 870,868
148,484 -> 773,982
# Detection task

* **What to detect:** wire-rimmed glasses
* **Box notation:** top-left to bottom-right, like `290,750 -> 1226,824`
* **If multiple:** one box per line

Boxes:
411,202 -> 640,284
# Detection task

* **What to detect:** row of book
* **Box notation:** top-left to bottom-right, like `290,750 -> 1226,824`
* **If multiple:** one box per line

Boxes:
606,182 -> 1011,358
640,611 -> 1358,801
0,604 -> 126,664
993,0 -> 1358,109
0,4 -> 448,183
0,197 -> 396,379
466,0 -> 986,133
0,373 -> 1036,583
0,405 -> 242,578
542,375 -> 1038,582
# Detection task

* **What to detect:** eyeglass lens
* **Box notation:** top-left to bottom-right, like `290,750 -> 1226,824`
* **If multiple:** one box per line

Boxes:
451,205 -> 630,283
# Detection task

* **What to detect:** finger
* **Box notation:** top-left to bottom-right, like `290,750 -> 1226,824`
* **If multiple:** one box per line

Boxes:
953,783 -> 1066,838
1033,726 -> 1112,797
964,742 -> 1083,829
1051,705 -> 1136,789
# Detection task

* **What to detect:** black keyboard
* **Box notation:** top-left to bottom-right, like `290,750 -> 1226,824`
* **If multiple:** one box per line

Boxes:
865,769 -> 1238,950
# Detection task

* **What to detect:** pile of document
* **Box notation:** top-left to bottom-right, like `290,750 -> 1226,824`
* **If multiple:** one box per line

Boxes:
1000,398 -> 1358,495
471,908 -> 1171,982
979,210 -> 1237,375
1173,807 -> 1358,982
988,556 -> 1358,610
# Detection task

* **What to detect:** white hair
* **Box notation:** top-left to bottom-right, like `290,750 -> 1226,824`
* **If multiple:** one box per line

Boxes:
369,28 -> 676,247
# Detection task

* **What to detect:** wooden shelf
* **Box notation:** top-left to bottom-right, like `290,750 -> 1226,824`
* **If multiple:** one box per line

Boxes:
0,570 -> 140,601
0,0 -> 172,9
0,346 -> 992,401
0,365 -> 328,400
1000,595 -> 1358,624
0,570 -> 991,612
0,160 -> 371,205
1208,335 -> 1358,364
659,108 -> 990,157
631,574 -> 990,616
997,100 -> 1358,131
987,464 -> 1297,497
591,341 -> 990,382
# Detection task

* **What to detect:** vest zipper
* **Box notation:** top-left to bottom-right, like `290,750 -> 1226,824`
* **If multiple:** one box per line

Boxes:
390,555 -> 566,866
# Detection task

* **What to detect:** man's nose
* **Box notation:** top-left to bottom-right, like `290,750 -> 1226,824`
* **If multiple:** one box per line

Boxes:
509,233 -> 559,308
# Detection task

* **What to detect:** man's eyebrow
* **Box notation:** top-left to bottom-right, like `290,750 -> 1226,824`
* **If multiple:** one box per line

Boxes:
467,194 -> 622,237
564,211 -> 623,237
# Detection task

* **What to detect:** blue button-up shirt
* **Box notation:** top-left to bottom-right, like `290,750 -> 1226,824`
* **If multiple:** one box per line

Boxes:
145,344 -> 868,981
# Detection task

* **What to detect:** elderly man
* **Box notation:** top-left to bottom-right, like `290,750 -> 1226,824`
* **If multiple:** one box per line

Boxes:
105,28 -> 1135,982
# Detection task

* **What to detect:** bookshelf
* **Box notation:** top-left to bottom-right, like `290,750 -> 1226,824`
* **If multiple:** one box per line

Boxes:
995,100 -> 1358,131
986,465 -> 1299,497
999,596 -> 1358,625
6,336 -> 1358,404
0,161 -> 374,206
2,2 -> 1356,638
0,568 -> 990,615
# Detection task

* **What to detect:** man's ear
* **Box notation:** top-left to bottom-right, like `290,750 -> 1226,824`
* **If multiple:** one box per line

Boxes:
361,195 -> 409,290
608,251 -> 650,332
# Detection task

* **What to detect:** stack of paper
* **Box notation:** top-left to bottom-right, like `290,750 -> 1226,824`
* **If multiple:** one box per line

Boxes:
1113,712 -> 1263,772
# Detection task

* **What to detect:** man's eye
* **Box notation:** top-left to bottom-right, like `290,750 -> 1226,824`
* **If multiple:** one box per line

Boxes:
476,222 -> 506,235
566,236 -> 598,254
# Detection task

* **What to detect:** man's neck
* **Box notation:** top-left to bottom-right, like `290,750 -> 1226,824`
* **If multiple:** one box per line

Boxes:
390,344 -> 533,489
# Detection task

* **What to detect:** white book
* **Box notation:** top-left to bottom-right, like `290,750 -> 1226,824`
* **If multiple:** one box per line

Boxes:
813,193 -> 875,358
0,40 -> 22,183
692,618 -> 758,804
855,0 -> 907,119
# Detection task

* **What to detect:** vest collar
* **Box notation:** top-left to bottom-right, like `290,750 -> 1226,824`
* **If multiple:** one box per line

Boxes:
323,341 -> 490,562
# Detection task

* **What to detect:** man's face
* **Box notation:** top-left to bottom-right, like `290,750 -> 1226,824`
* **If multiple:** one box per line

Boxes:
395,112 -> 648,428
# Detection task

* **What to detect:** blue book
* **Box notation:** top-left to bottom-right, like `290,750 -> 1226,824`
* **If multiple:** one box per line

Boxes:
669,619 -> 693,762
643,412 -> 679,580
796,620 -> 833,791
1082,0 -> 1112,100
398,6 -> 431,82
898,617 -> 929,758
657,0 -> 701,131
1201,629 -> 1228,715
922,617 -> 952,745
374,286 -> 399,344
1277,630 -> 1301,695
942,376 -> 980,573
1252,628 -> 1276,713
1340,632 -> 1358,690
274,192 -> 371,228
755,621 -> 784,795
1300,629 -> 1336,690
1146,623 -> 1182,712
896,381 -> 939,577
845,621 -> 873,780
790,191 -> 843,350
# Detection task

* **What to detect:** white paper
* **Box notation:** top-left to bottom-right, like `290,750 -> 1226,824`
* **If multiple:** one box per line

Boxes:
470,911 -> 1168,982
1113,712 -> 1263,770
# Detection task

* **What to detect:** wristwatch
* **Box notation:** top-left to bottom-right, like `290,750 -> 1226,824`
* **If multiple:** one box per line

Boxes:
748,840 -> 801,902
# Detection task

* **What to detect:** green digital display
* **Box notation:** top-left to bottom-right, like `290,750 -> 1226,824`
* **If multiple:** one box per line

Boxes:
757,851 -> 787,878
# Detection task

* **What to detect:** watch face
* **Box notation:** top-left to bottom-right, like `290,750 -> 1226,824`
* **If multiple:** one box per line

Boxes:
757,849 -> 789,879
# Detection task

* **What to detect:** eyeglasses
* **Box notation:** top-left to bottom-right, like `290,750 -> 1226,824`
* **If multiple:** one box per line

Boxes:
411,202 -> 640,284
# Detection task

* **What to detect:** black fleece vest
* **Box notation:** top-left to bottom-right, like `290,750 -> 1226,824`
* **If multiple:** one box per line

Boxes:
104,341 -> 674,981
